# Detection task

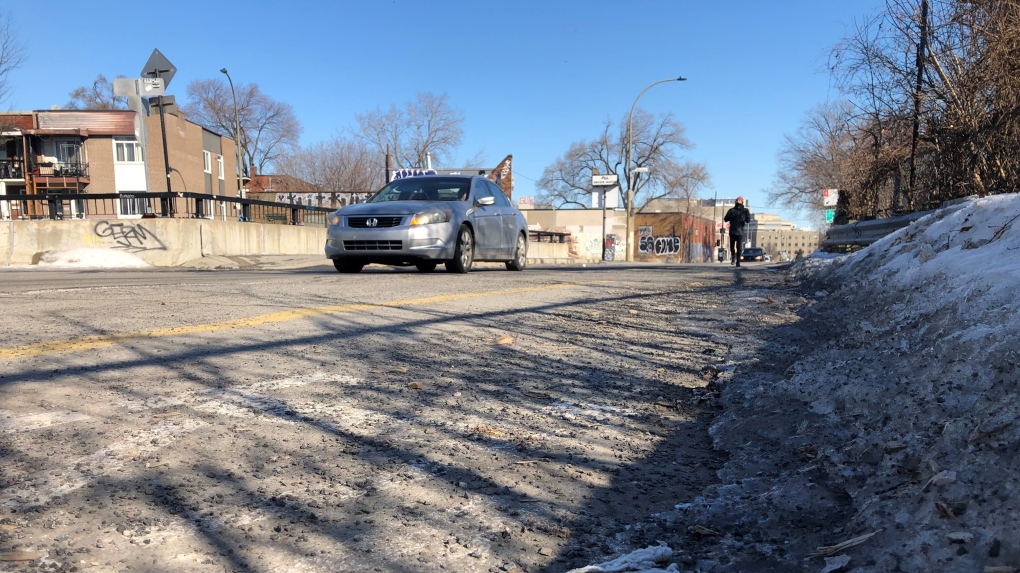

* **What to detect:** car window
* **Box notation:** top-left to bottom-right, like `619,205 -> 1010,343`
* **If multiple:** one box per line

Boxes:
473,179 -> 494,202
486,181 -> 512,207
367,177 -> 469,203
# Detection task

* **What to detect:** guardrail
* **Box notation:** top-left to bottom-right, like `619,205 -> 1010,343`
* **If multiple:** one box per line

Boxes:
823,196 -> 980,252
822,211 -> 932,251
0,192 -> 335,227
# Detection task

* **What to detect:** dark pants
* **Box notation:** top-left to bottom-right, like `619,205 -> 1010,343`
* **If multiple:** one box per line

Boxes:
729,235 -> 743,264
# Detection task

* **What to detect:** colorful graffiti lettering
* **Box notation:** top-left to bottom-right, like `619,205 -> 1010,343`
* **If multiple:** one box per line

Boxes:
93,221 -> 167,252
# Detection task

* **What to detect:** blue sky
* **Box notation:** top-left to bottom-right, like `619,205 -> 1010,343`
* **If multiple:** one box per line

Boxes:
4,0 -> 881,230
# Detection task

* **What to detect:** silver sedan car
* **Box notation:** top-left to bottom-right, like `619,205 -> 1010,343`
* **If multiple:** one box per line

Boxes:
324,174 -> 529,273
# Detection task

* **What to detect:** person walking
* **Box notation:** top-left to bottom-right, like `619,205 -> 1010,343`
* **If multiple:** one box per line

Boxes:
723,197 -> 751,267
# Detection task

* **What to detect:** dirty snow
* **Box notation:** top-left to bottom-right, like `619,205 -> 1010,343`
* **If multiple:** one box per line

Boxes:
578,193 -> 1020,572
33,247 -> 150,268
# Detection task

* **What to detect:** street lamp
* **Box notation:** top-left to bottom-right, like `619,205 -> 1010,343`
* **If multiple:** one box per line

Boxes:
624,76 -> 686,261
219,68 -> 242,197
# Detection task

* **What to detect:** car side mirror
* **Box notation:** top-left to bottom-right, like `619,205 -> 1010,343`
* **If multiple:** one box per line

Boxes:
476,196 -> 495,206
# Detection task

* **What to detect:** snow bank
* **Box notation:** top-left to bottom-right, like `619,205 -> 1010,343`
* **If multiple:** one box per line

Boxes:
34,248 -> 150,268
683,194 -> 1020,572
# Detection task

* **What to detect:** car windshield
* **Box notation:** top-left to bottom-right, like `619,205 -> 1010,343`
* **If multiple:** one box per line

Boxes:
367,177 -> 469,203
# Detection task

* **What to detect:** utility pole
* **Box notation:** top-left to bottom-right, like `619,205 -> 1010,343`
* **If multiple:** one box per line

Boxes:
906,0 -> 929,213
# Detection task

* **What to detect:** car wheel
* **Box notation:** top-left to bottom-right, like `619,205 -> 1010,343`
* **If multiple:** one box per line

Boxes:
445,226 -> 474,273
415,261 -> 438,273
333,260 -> 364,273
505,233 -> 527,271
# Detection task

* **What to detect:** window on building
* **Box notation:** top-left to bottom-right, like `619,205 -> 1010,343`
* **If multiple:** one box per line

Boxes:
114,138 -> 141,163
217,155 -> 224,180
204,151 -> 212,173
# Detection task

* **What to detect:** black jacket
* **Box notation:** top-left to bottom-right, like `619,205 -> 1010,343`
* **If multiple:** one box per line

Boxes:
724,204 -> 750,236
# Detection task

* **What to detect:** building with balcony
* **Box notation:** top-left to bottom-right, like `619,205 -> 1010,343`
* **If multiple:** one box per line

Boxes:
0,109 -> 239,220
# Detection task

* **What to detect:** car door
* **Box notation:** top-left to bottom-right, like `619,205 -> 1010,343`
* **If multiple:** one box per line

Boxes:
468,179 -> 502,259
486,180 -> 517,258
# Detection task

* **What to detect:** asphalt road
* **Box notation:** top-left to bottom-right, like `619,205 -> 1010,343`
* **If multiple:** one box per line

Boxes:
0,261 -> 782,573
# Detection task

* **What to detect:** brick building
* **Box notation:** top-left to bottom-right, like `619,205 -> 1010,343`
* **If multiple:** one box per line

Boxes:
0,109 -> 239,219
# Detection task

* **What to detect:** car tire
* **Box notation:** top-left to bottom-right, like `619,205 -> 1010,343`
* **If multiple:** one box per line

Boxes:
333,260 -> 364,273
445,226 -> 474,273
415,262 -> 438,273
505,233 -> 527,271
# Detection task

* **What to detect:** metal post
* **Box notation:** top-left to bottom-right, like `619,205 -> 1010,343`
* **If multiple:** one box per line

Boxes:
145,66 -> 175,216
220,69 -> 243,197
601,188 -> 607,261
156,96 -> 171,194
624,76 -> 686,261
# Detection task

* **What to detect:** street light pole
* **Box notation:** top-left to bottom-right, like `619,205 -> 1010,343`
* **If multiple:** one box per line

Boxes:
624,76 -> 686,262
220,68 -> 242,198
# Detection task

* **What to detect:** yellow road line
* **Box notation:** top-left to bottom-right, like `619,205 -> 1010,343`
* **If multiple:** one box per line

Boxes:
1,283 -> 576,360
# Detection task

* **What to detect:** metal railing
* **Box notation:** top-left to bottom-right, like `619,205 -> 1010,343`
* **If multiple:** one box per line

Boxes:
0,192 -> 335,227
529,230 -> 571,243
0,159 -> 22,179
50,161 -> 88,178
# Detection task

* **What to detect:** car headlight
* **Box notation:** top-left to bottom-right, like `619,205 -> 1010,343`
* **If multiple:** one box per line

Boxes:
410,209 -> 451,226
329,213 -> 342,227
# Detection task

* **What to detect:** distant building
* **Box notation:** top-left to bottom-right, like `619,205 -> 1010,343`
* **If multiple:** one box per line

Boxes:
388,154 -> 513,201
750,213 -> 823,260
244,167 -> 352,209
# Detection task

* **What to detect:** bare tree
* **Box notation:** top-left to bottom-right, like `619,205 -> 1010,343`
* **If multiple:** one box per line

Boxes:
65,75 -> 127,110
825,0 -> 1020,218
181,79 -> 302,177
770,102 -> 857,212
0,11 -> 26,106
356,92 -> 465,169
659,161 -> 712,213
537,109 -> 704,212
275,134 -> 384,195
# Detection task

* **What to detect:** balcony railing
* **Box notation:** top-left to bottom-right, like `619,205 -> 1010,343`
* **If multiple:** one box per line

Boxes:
0,159 -> 22,179
34,162 -> 89,178
55,161 -> 88,178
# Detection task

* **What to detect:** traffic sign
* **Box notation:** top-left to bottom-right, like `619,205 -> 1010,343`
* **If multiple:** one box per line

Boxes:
140,77 -> 165,97
822,188 -> 839,207
592,174 -> 618,187
141,48 -> 177,87
825,209 -> 835,224
149,95 -> 176,113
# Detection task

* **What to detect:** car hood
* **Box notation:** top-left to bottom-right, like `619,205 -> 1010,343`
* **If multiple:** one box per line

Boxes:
339,201 -> 455,217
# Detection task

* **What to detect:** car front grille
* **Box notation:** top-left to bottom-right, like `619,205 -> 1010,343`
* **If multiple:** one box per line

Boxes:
347,216 -> 403,228
343,240 -> 403,251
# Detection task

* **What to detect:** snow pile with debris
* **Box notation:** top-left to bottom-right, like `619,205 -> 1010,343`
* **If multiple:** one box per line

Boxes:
569,543 -> 679,573
785,193 -> 1020,571
34,247 -> 150,268
670,194 -> 1020,572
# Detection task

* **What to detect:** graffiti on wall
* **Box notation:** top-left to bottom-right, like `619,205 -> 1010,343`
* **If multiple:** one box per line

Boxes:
604,234 -> 617,261
639,235 -> 682,256
93,221 -> 167,252
637,227 -> 682,257
391,168 -> 437,180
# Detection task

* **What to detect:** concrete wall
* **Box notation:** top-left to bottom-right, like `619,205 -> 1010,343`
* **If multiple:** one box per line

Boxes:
523,209 -> 627,262
0,219 -> 326,267
0,220 -> 571,267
